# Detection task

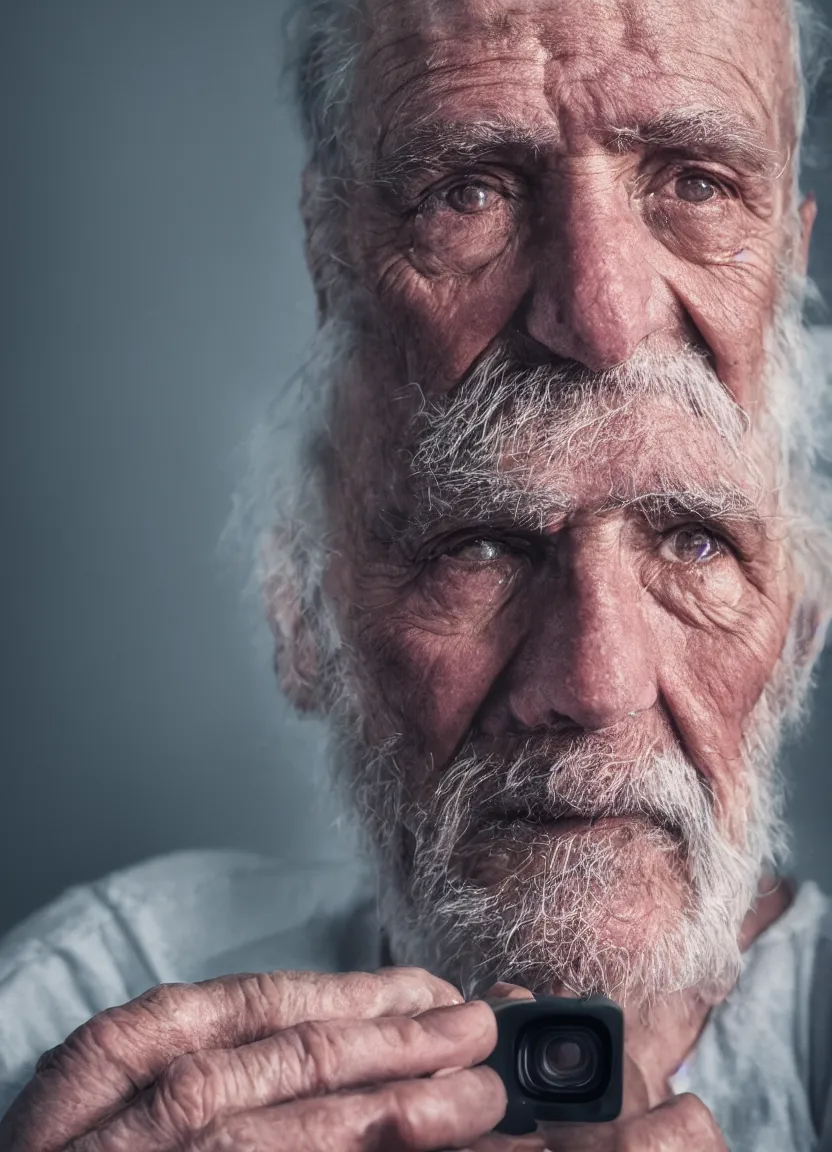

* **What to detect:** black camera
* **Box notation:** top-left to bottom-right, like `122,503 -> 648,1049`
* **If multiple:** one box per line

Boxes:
483,995 -> 624,1136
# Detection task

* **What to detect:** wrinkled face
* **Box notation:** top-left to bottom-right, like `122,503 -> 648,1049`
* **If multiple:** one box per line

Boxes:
344,388 -> 792,811
340,0 -> 809,404
301,0 -> 813,999
325,350 -> 795,999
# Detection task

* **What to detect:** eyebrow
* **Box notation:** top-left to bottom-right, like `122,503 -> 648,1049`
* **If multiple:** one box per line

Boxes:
372,106 -> 781,192
603,108 -> 781,177
372,117 -> 559,189
609,487 -> 767,534
379,479 -> 769,554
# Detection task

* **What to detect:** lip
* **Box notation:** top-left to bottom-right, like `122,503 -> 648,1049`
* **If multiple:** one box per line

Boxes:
538,814 -> 649,831
475,810 -> 682,843
501,813 -> 653,833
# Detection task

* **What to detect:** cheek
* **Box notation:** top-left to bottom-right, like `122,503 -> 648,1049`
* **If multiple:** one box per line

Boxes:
355,593 -> 527,765
665,242 -> 782,408
643,196 -> 762,266
368,247 -> 531,392
674,628 -> 774,741
649,588 -> 788,819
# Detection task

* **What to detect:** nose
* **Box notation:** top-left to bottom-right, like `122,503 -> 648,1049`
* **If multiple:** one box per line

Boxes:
521,176 -> 673,372
483,530 -> 658,734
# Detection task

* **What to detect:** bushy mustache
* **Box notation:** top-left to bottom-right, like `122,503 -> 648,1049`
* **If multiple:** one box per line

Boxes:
412,336 -> 749,482
405,727 -> 718,876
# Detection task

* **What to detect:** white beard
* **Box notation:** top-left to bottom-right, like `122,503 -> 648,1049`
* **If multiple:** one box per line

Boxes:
332,684 -> 788,1006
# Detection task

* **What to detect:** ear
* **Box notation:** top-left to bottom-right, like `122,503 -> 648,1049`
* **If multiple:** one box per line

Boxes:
265,593 -> 324,713
794,194 -> 818,278
262,536 -> 325,714
268,601 -> 323,714
301,162 -> 327,321
792,596 -> 830,671
301,161 -> 348,325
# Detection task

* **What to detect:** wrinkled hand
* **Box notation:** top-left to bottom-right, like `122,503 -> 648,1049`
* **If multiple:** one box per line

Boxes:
542,1054 -> 727,1151
0,967 -> 538,1152
543,1090 -> 727,1151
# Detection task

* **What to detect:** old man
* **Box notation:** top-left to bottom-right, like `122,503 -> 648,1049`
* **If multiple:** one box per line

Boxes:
2,0 -> 832,1148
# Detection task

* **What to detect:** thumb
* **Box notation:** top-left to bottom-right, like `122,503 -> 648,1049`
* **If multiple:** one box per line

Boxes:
619,1054 -> 650,1121
482,982 -> 536,1003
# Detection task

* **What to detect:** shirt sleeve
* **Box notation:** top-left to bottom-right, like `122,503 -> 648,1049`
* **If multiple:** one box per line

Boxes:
0,887 -> 152,1117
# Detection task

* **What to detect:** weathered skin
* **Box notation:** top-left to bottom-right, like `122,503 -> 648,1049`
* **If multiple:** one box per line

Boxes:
316,0 -> 812,1143
337,0 -> 815,407
0,0 -> 818,1148
320,0 -> 814,815
0,969 -> 529,1151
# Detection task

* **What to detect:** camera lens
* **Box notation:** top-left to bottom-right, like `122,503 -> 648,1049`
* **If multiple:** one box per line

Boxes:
538,1031 -> 600,1087
518,1024 -> 607,1098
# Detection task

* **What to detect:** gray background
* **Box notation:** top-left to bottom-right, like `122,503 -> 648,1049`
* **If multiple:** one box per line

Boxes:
0,0 -> 831,937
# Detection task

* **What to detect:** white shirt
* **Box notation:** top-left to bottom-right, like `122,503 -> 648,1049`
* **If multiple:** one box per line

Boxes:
1,849 -> 832,1151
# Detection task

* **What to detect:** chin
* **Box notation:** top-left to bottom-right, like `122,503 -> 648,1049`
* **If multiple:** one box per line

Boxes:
486,821 -> 687,968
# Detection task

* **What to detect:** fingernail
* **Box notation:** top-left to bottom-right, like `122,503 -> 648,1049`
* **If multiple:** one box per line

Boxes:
432,1064 -> 465,1078
426,998 -> 493,1036
484,982 -> 535,1001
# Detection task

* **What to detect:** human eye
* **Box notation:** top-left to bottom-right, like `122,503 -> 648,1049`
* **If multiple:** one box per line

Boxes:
662,168 -> 736,205
413,533 -> 532,617
638,162 -> 750,262
659,526 -> 725,565
437,179 -> 495,214
445,536 -> 514,563
432,532 -> 534,582
409,176 -> 521,275
419,177 -> 506,215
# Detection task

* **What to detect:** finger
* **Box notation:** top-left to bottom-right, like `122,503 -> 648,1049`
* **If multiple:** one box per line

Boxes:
66,1067 -> 507,1152
542,1123 -> 614,1151
544,1092 -> 727,1152
18,968 -> 460,1149
467,1134 -> 546,1151
71,1001 -> 498,1151
483,983 -> 536,1003
188,1066 -> 508,1152
601,1052 -> 649,1123
617,1093 -> 728,1151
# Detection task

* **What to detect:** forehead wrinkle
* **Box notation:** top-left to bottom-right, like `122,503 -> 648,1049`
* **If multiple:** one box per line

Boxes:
537,3 -> 784,117
362,5 -> 553,140
361,1 -> 791,202
372,79 -> 782,189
